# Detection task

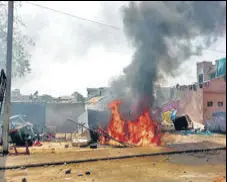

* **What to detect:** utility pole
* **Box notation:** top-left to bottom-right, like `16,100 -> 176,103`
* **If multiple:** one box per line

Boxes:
3,1 -> 14,155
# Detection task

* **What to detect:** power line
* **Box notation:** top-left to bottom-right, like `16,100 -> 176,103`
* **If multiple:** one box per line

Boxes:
25,1 -> 121,31
25,1 -> 226,54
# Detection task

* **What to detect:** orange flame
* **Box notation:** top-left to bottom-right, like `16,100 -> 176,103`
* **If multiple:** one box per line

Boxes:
99,100 -> 162,146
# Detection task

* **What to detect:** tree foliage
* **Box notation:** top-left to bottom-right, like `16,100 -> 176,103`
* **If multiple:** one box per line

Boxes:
0,1 -> 35,78
71,91 -> 85,102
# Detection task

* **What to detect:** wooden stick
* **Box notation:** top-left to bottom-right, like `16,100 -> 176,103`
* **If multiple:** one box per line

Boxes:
67,118 -> 133,147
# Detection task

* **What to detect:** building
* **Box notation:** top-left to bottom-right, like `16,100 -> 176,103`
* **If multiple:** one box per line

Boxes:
162,57 -> 226,132
11,89 -> 31,102
87,87 -> 109,99
196,57 -> 226,83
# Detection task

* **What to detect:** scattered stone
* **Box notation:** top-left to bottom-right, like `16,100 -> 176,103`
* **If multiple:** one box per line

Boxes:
21,178 -> 27,182
78,173 -> 83,176
65,169 -> 71,174
90,143 -> 98,149
85,171 -> 91,175
64,178 -> 72,180
184,171 -> 187,174
65,144 -> 69,148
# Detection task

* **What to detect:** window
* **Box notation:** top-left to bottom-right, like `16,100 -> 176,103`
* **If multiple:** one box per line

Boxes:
218,101 -> 224,107
207,101 -> 213,107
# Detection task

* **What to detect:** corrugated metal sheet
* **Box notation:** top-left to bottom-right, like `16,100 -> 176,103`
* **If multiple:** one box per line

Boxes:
216,57 -> 226,77
11,102 -> 46,133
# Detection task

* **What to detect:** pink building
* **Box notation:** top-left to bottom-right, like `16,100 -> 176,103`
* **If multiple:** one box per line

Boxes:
203,76 -> 226,120
177,60 -> 226,132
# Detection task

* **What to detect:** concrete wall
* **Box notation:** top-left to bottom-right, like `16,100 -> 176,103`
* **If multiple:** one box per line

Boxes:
0,102 -> 86,134
160,76 -> 226,130
155,87 -> 180,107
159,85 -> 203,124
161,100 -> 180,124
45,103 -> 85,133
1,102 -> 46,133
177,85 -> 204,124
155,85 -> 201,126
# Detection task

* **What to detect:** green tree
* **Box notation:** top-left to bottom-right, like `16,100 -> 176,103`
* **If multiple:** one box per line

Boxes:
71,91 -> 85,102
0,1 -> 35,78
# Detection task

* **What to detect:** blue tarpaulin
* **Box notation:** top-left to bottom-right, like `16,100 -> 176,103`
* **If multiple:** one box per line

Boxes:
180,130 -> 213,136
170,110 -> 177,121
216,57 -> 226,77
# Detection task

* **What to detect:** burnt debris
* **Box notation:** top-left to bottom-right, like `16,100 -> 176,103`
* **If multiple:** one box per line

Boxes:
173,114 -> 193,131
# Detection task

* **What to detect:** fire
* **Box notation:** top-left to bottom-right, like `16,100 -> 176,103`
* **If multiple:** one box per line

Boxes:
99,100 -> 162,147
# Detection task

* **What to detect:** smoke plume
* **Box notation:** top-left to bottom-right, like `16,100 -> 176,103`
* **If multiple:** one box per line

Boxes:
111,1 -> 226,115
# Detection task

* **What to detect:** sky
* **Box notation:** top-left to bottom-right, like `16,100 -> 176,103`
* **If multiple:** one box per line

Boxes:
12,1 -> 226,97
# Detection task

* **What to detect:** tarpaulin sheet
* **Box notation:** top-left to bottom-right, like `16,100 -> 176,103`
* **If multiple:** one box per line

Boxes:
216,57 -> 226,77
180,130 -> 213,136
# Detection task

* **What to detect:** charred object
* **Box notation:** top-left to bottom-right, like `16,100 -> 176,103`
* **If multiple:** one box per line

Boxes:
1,115 -> 36,146
172,114 -> 193,131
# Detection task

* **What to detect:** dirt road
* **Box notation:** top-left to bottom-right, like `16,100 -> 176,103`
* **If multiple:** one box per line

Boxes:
0,132 -> 225,181
2,150 -> 226,182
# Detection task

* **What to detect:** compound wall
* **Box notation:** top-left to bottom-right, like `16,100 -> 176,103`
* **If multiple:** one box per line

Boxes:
6,102 -> 45,133
177,85 -> 204,124
45,103 -> 85,133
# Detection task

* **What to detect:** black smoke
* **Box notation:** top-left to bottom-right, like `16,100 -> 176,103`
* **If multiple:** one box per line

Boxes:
110,1 -> 226,115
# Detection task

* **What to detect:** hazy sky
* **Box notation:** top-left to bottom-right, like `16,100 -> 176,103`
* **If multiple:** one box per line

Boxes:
12,1 -> 226,97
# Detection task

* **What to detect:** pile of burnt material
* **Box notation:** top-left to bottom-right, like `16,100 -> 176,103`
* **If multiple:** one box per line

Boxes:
172,114 -> 193,131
